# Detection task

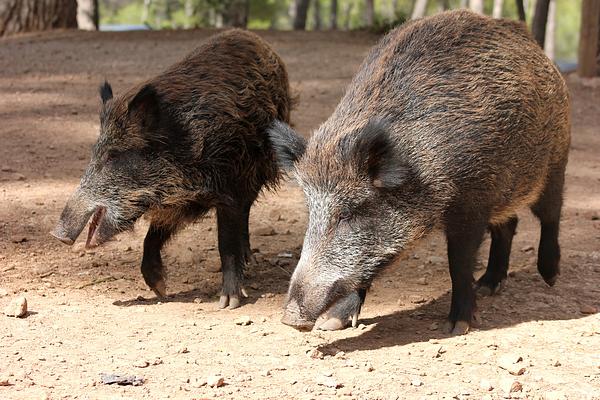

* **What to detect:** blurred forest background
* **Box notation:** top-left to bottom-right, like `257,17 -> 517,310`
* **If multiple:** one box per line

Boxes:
1,0 -> 599,73
98,0 -> 582,62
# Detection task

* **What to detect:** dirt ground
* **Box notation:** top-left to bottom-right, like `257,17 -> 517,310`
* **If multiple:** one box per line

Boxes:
0,28 -> 599,400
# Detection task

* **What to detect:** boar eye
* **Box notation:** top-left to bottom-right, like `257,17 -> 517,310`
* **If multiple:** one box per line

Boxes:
339,208 -> 352,222
105,151 -> 121,164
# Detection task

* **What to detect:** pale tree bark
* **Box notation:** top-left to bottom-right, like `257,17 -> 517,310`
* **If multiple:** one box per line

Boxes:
492,0 -> 503,18
0,0 -> 77,36
330,0 -> 337,29
293,0 -> 310,30
460,0 -> 468,8
438,0 -> 450,12
77,0 -> 98,30
531,0 -> 550,48
544,0 -> 555,60
365,0 -> 375,27
578,0 -> 600,77
314,0 -> 322,30
141,0 -> 151,25
469,0 -> 484,14
183,0 -> 194,28
411,0 -> 428,19
343,1 -> 354,30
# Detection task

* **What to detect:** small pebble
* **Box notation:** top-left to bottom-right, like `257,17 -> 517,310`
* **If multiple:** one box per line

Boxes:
500,378 -> 522,394
4,296 -> 27,318
206,375 -> 225,387
0,288 -> 8,297
133,360 -> 149,368
234,315 -> 252,326
411,379 -> 423,387
498,354 -> 525,375
479,379 -> 493,391
416,277 -> 428,285
580,304 -> 598,314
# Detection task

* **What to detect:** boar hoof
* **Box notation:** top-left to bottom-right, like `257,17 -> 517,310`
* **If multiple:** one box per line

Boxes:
443,320 -> 470,335
316,317 -> 347,331
475,278 -> 507,297
151,280 -> 167,299
542,273 -> 558,287
219,294 -> 241,309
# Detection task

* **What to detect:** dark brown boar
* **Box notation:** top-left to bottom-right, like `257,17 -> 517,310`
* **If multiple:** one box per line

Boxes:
269,10 -> 570,333
52,29 -> 294,309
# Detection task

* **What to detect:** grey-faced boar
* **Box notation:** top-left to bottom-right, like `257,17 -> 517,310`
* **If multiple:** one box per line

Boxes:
52,29 -> 294,309
269,10 -> 570,334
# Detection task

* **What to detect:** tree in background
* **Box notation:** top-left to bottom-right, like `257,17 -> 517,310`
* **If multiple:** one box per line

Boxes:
0,0 -> 77,36
411,0 -> 427,19
330,0 -> 337,29
292,0 -> 310,29
492,0 -> 503,18
78,0 -> 100,30
578,0 -> 600,77
515,0 -> 526,21
468,0 -> 483,14
531,0 -> 550,47
364,0 -> 374,27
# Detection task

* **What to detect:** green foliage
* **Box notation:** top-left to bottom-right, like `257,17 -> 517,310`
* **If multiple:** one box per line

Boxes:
99,0 -> 582,61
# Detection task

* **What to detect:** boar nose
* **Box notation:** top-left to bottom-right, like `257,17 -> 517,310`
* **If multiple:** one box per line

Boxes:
281,299 -> 315,331
51,191 -> 95,246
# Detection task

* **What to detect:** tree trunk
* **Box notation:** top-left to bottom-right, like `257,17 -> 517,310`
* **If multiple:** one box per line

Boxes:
469,0 -> 484,14
578,0 -> 600,77
313,0 -> 322,30
411,0 -> 428,19
77,0 -> 98,30
531,0 -> 550,48
515,0 -> 526,21
222,0 -> 249,28
492,0 -> 503,18
330,0 -> 337,29
183,0 -> 194,28
293,0 -> 310,30
438,0 -> 450,11
365,0 -> 375,27
141,0 -> 151,25
544,0 -> 555,60
0,0 -> 77,36
459,0 -> 468,7
343,1 -> 354,30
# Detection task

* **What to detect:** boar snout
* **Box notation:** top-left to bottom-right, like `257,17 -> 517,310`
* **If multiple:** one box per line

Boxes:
51,191 -> 96,246
281,298 -> 316,331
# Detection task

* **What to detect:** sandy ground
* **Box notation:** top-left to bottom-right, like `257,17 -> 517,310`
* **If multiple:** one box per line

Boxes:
0,28 -> 599,400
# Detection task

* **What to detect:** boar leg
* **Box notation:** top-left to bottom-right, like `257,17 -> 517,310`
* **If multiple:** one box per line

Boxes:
216,205 -> 246,309
476,216 -> 518,296
141,223 -> 175,298
445,219 -> 487,335
530,167 -> 564,286
315,289 -> 367,331
242,201 -> 257,266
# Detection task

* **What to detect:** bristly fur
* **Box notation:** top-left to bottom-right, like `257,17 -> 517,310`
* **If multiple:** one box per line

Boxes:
99,81 -> 113,104
54,29 -> 294,306
273,10 -> 570,331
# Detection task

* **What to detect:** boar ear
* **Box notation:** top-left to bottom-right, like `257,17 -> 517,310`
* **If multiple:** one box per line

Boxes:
127,84 -> 160,128
99,81 -> 113,104
350,119 -> 410,189
267,120 -> 307,170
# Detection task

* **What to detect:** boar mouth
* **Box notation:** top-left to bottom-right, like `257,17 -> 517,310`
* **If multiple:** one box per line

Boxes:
85,206 -> 107,248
